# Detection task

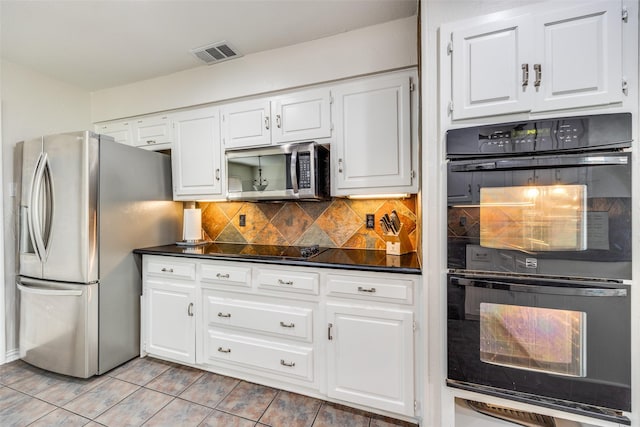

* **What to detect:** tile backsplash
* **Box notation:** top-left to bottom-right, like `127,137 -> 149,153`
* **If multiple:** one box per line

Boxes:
199,196 -> 417,251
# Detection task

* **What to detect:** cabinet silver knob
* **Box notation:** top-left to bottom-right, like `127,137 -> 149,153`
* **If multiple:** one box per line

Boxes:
217,347 -> 231,353
215,168 -> 220,181
328,323 -> 333,340
187,302 -> 194,317
338,158 -> 343,173
217,312 -> 231,318
279,321 -> 295,328
276,114 -> 282,128
280,359 -> 295,367
264,116 -> 270,130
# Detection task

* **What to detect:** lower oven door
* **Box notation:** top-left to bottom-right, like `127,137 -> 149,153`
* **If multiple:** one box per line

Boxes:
447,274 -> 630,417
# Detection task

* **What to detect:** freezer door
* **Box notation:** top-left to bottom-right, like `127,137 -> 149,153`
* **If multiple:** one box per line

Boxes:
19,132 -> 98,282
18,277 -> 98,378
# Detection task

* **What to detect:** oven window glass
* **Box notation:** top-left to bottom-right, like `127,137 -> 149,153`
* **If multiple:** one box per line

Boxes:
480,185 -> 587,251
479,303 -> 586,377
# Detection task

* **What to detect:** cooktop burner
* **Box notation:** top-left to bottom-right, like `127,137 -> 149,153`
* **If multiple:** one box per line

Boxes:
200,243 -> 327,261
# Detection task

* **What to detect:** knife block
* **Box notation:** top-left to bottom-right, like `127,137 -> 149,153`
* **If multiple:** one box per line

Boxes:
383,225 -> 412,256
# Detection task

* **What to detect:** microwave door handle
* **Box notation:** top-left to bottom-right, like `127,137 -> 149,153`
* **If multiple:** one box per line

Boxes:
452,277 -> 627,297
290,150 -> 298,194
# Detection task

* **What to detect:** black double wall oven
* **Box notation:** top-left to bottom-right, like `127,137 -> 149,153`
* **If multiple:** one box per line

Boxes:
446,113 -> 632,424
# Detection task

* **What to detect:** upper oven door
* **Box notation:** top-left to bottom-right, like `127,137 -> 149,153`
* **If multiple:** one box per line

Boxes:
447,152 -> 631,280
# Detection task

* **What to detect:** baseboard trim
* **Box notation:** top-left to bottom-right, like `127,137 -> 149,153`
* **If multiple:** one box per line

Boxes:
5,349 -> 19,363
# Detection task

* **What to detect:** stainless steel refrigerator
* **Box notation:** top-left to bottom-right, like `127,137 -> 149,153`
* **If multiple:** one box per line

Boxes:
17,131 -> 182,378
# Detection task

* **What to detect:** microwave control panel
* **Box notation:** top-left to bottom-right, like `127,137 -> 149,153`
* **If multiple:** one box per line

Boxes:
298,152 -> 312,189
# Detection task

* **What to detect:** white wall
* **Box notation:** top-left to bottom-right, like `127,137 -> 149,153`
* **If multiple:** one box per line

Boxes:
91,16 -> 418,122
1,59 -> 91,356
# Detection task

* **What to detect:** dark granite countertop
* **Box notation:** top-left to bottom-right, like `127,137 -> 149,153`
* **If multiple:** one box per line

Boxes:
134,243 -> 421,274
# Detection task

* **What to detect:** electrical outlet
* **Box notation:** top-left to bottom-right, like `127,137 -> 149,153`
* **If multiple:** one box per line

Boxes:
239,214 -> 246,227
366,214 -> 375,229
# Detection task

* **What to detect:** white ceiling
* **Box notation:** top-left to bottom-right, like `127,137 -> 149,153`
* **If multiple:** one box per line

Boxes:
0,0 -> 418,92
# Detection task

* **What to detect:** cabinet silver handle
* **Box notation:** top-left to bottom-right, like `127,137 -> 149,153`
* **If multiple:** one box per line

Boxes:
276,114 -> 281,128
280,359 -> 295,367
338,158 -> 343,173
160,268 -> 174,273
146,140 -> 156,144
217,347 -> 231,353
534,64 -> 542,87
216,273 -> 230,279
280,321 -> 295,328
521,63 -> 529,88
217,312 -> 231,318
187,302 -> 194,317
264,116 -> 270,130
215,168 -> 220,181
328,323 -> 333,340
357,286 -> 376,293
278,279 -> 294,285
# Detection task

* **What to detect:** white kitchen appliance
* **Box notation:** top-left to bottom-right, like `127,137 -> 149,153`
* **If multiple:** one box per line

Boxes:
17,131 -> 182,378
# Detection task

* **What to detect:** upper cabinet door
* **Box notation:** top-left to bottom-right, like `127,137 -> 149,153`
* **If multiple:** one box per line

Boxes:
332,75 -> 416,195
221,99 -> 271,149
95,120 -> 133,145
172,106 -> 224,200
271,88 -> 332,144
532,0 -> 622,112
451,15 -> 535,120
132,115 -> 173,150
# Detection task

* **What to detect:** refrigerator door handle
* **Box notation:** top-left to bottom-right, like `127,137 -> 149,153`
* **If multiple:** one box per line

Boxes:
17,282 -> 83,297
29,152 -> 55,262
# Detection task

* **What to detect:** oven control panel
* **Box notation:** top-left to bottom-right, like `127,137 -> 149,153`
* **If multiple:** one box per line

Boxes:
446,113 -> 631,158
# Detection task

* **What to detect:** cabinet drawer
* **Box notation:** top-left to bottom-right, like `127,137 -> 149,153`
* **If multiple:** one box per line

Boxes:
200,263 -> 251,288
203,293 -> 312,341
206,331 -> 313,382
146,259 -> 196,281
257,269 -> 319,295
326,274 -> 414,304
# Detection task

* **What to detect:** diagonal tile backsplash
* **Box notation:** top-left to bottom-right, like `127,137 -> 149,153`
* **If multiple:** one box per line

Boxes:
199,196 -> 417,251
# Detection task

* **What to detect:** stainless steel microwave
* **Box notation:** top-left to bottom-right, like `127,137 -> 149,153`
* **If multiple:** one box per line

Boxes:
226,142 -> 330,201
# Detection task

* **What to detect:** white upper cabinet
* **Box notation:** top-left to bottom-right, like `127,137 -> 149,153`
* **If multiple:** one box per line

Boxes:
221,88 -> 332,150
94,114 -> 173,151
447,0 -> 623,120
95,120 -> 133,145
332,72 -> 418,196
172,106 -> 225,201
271,88 -> 332,144
532,1 -> 622,112
132,115 -> 173,150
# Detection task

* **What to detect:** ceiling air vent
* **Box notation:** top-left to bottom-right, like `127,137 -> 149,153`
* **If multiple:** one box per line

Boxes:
191,41 -> 242,65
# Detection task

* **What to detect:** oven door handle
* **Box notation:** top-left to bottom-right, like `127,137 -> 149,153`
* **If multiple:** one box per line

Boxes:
450,154 -> 628,172
451,277 -> 627,297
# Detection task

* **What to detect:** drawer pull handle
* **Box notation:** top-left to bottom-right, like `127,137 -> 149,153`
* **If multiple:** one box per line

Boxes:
217,312 -> 231,318
328,323 -> 333,341
357,286 -> 376,293
278,279 -> 294,285
187,303 -> 194,317
280,359 -> 295,367
279,321 -> 295,328
161,268 -> 174,273
216,273 -> 230,279
146,140 -> 156,144
217,347 -> 231,353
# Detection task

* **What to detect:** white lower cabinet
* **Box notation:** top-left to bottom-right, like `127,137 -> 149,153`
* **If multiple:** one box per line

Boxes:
142,255 -> 419,419
326,303 -> 415,416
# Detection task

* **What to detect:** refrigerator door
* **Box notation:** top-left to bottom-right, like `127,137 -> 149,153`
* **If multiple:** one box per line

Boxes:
19,131 -> 98,283
18,277 -> 98,378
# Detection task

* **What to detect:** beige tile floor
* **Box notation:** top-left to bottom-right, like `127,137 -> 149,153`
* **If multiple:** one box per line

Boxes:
0,356 -> 418,427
